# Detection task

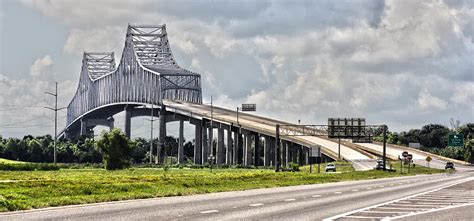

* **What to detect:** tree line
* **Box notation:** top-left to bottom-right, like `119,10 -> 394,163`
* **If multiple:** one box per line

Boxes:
0,131 -> 195,165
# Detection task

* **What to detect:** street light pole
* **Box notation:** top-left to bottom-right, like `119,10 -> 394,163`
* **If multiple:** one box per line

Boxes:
236,107 -> 240,125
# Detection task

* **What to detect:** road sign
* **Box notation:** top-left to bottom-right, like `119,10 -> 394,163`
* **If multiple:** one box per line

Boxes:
426,156 -> 432,162
241,104 -> 256,111
448,134 -> 464,147
327,118 -> 366,139
407,154 -> 413,160
402,151 -> 408,158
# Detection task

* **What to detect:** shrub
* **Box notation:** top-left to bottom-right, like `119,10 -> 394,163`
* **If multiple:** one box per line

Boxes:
289,162 -> 300,172
96,129 -> 132,170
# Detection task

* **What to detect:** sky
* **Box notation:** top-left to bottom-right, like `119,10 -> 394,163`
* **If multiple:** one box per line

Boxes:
0,0 -> 473,139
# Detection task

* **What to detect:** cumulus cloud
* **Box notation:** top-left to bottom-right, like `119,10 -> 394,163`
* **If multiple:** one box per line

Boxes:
0,55 -> 76,136
29,55 -> 53,77
12,0 -> 474,133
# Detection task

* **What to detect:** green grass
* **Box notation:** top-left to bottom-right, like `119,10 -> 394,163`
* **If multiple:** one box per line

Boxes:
0,162 -> 444,212
0,158 -> 25,164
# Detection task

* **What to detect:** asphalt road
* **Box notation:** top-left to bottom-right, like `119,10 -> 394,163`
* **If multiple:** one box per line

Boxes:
1,172 -> 472,221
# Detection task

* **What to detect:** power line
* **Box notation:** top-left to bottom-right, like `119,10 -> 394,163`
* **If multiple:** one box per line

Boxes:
1,120 -> 54,128
0,116 -> 44,127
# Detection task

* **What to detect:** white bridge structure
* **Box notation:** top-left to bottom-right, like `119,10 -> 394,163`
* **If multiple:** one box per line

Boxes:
63,24 -> 471,171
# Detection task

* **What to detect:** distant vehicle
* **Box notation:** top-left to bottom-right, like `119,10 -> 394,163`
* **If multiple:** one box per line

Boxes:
325,163 -> 336,172
375,160 -> 384,170
445,162 -> 455,170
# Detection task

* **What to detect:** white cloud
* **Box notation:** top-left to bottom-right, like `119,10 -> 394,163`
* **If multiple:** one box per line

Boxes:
418,89 -> 448,111
29,55 -> 53,77
10,0 -> 474,134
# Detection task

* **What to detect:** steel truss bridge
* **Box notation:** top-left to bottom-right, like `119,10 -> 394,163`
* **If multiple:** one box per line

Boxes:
62,24 -> 471,171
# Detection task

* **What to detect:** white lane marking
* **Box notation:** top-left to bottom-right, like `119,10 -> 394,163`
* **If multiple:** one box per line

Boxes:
378,185 -> 385,188
312,195 -> 321,198
334,192 -> 342,194
249,203 -> 264,207
284,198 -> 296,202
384,203 -> 474,220
352,189 -> 359,192
323,178 -> 473,221
200,210 -> 219,214
366,187 -> 372,190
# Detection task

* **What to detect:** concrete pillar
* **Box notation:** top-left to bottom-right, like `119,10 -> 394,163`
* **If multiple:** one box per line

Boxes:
208,124 -> 213,157
178,120 -> 184,164
194,122 -> 202,164
158,110 -> 166,164
233,131 -> 240,165
80,118 -> 87,136
124,107 -> 132,139
285,141 -> 289,167
108,117 -> 115,131
264,136 -> 271,167
226,128 -> 233,165
245,131 -> 252,166
217,127 -> 225,165
202,124 -> 208,164
254,133 -> 260,166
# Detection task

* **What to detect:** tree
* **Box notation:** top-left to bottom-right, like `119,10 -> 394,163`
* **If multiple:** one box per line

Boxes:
96,129 -> 132,170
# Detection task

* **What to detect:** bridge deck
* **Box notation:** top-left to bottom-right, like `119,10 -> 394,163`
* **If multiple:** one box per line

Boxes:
164,100 -> 377,171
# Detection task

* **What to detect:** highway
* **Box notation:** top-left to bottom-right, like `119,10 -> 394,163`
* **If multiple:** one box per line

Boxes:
355,142 -> 473,171
1,172 -> 472,221
164,101 -> 377,171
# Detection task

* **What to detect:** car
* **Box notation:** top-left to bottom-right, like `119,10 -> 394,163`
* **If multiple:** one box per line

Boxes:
445,162 -> 455,170
325,163 -> 336,172
375,159 -> 389,170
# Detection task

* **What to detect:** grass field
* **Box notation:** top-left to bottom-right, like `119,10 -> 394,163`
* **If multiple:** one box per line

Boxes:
0,158 -> 25,164
0,161 -> 445,212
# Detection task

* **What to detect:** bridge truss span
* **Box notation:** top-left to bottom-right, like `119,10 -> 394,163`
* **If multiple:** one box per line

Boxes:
66,24 -> 202,133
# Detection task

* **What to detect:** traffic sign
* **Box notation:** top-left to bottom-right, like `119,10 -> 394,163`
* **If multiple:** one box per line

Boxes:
448,134 -> 464,147
407,154 -> 413,160
426,156 -> 432,162
402,151 -> 408,158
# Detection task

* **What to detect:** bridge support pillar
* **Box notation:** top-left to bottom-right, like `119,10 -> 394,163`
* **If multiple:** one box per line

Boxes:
194,122 -> 202,164
244,131 -> 252,166
208,124 -> 213,160
217,128 -> 225,165
284,141 -> 289,167
158,109 -> 166,164
124,107 -> 132,139
253,132 -> 260,166
233,131 -> 241,165
202,123 -> 208,164
178,120 -> 184,164
226,128 -> 232,165
108,117 -> 115,131
264,136 -> 271,167
80,118 -> 87,136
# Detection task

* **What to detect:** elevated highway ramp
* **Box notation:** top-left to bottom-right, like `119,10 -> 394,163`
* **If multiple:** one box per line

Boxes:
164,100 -> 377,171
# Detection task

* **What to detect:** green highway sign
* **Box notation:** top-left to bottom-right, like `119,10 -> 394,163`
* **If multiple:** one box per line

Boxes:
448,134 -> 464,147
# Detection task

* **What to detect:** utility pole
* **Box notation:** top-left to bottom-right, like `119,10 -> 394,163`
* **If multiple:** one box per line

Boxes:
210,95 -> 213,156
44,82 -> 66,164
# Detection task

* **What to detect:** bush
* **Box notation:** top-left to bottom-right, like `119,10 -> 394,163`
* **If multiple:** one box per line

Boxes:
96,129 -> 132,170
289,162 -> 300,172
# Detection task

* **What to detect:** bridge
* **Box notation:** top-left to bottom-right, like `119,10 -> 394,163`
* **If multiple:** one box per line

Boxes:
63,24 -> 471,171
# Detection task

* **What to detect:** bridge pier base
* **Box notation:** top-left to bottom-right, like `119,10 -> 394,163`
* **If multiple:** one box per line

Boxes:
245,131 -> 252,166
